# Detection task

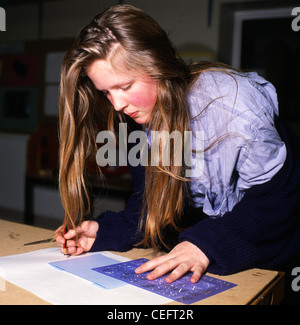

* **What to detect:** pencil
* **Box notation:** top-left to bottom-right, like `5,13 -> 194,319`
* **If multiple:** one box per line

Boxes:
23,238 -> 55,246
63,211 -> 68,251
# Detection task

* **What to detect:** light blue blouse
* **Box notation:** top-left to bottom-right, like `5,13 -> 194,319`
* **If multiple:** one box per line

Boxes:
145,70 -> 287,218
187,70 -> 287,217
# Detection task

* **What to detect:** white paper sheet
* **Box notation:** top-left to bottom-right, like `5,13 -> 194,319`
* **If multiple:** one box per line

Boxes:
0,248 -> 172,305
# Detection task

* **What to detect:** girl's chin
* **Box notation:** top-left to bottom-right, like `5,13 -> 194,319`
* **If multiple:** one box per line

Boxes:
132,116 -> 148,125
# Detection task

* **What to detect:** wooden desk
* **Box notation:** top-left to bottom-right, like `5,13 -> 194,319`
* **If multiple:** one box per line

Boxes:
0,219 -> 285,305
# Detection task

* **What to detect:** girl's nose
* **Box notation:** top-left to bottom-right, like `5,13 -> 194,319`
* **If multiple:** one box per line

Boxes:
110,92 -> 128,112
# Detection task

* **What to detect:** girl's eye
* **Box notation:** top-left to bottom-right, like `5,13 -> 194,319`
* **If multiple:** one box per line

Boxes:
101,90 -> 109,96
121,83 -> 132,91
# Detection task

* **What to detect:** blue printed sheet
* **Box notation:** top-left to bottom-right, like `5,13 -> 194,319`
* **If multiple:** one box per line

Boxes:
92,258 -> 237,304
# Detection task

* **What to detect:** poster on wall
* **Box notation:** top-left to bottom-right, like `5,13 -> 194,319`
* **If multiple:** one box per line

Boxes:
0,54 -> 39,132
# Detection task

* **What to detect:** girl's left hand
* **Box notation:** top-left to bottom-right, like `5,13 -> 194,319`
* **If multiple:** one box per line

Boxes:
135,241 -> 210,283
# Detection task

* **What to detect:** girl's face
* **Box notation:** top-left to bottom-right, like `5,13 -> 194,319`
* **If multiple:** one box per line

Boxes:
87,59 -> 158,125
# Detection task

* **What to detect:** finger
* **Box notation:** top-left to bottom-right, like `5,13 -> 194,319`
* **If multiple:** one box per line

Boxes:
190,265 -> 204,283
64,246 -> 79,255
165,263 -> 190,283
64,228 -> 77,239
71,246 -> 84,256
55,226 -> 66,245
146,257 -> 181,281
66,239 -> 77,247
59,239 -> 76,254
60,245 -> 84,256
54,225 -> 64,237
63,222 -> 91,239
135,255 -> 170,274
56,235 -> 65,246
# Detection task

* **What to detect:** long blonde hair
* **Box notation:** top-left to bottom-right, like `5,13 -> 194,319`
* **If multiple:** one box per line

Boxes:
59,4 -> 225,249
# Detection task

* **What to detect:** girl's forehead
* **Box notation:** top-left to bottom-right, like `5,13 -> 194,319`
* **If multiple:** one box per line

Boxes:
87,59 -> 135,90
88,59 -> 136,78
87,58 -> 153,88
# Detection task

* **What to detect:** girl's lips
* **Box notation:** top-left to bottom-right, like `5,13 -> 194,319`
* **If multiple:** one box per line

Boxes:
126,111 -> 138,118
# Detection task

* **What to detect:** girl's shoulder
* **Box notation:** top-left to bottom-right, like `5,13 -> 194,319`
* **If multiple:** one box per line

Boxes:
188,68 -> 279,125
190,68 -> 257,97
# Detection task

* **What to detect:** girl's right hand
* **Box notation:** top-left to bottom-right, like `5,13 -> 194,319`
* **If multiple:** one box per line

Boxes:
55,220 -> 99,256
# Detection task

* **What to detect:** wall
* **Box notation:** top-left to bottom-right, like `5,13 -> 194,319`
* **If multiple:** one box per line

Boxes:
0,133 -> 28,211
2,0 -> 262,52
